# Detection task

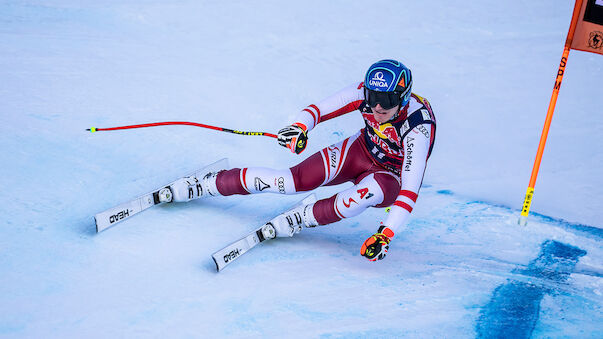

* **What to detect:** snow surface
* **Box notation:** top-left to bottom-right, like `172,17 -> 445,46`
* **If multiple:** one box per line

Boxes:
0,0 -> 601,338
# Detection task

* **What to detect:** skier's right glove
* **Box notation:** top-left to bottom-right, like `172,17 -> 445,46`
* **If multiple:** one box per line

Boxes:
277,123 -> 308,154
360,225 -> 394,261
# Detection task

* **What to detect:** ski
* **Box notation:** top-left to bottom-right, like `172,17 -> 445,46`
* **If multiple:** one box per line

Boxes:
212,223 -> 277,272
212,194 -> 317,271
94,158 -> 229,233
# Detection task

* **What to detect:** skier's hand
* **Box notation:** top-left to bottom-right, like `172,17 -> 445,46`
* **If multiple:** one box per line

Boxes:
277,123 -> 308,154
360,225 -> 394,261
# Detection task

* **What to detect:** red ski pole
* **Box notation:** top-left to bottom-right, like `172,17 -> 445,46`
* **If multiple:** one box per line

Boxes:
87,121 -> 278,139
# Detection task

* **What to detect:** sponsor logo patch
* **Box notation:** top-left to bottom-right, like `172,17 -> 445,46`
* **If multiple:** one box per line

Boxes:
254,177 -> 270,191
588,31 -> 603,50
371,122 -> 401,143
224,248 -> 241,263
277,177 -> 286,194
357,187 -> 374,200
368,71 -> 390,89
343,197 -> 357,208
110,209 -> 130,224
404,136 -> 415,171
417,124 -> 429,138
327,145 -> 341,169
421,109 -> 431,121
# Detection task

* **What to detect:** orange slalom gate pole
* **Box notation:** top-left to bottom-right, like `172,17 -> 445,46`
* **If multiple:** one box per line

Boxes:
519,0 -> 584,226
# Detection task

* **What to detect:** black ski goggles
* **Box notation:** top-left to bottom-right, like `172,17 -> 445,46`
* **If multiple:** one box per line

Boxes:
364,87 -> 403,110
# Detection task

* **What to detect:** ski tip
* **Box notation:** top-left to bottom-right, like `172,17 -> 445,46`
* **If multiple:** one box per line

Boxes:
87,127 -> 97,132
212,256 -> 221,272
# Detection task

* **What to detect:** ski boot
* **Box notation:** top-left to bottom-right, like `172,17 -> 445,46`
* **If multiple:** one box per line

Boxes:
268,201 -> 319,237
158,171 -> 221,203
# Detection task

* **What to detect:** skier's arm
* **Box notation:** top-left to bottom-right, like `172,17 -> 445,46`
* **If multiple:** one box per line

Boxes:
385,124 -> 432,234
361,124 -> 431,261
277,82 -> 364,153
292,82 -> 365,132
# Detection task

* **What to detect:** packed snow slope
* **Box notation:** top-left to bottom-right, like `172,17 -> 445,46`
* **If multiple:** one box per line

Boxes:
0,0 -> 601,338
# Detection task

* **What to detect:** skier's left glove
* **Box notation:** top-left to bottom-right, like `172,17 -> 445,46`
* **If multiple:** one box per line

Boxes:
360,225 -> 394,261
277,123 -> 308,154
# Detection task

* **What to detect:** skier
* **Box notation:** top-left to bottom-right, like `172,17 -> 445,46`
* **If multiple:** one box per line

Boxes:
161,59 -> 436,261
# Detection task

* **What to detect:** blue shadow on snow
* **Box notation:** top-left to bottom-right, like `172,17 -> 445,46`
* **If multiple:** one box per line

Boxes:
475,240 -> 586,339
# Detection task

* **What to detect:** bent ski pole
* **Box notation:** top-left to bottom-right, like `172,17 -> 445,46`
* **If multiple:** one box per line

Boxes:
87,121 -> 277,139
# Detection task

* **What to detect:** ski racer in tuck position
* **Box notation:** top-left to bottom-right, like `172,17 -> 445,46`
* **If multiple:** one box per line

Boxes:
161,59 -> 436,261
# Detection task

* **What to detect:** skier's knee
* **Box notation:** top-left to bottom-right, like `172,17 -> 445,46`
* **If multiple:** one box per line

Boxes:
372,172 -> 401,208
216,168 -> 249,196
